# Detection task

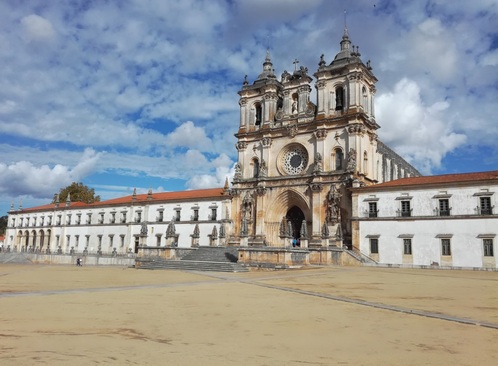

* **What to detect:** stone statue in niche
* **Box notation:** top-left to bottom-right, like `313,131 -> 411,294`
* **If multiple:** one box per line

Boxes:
326,184 -> 342,224
234,162 -> 242,180
242,192 -> 254,222
313,152 -> 323,174
140,222 -> 148,236
346,148 -> 356,172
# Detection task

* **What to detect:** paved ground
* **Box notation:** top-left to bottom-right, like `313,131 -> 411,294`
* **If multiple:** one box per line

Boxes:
0,264 -> 497,365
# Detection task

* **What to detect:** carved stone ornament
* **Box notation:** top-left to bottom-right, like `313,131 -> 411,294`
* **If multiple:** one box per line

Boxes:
275,108 -> 284,121
305,102 -> 316,117
261,137 -> 272,147
315,129 -> 327,140
256,186 -> 267,196
166,220 -> 176,237
321,221 -> 330,238
287,124 -> 298,138
236,141 -> 247,151
310,183 -> 323,192
313,152 -> 323,175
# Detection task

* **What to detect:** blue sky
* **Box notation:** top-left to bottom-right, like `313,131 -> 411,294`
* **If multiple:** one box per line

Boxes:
1,0 -> 497,216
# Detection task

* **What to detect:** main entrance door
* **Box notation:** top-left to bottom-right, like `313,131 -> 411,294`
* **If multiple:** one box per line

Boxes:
286,206 -> 305,240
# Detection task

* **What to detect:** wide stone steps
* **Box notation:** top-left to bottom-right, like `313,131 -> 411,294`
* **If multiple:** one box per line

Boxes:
136,247 -> 248,272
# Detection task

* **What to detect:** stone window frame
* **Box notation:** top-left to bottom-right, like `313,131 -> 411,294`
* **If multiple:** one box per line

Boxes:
436,234 -> 453,256
478,234 -> 496,257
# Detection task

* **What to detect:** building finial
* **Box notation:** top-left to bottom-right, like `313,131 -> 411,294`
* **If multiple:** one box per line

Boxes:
344,9 -> 348,33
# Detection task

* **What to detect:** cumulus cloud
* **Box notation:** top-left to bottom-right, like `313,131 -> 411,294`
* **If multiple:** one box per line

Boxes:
165,121 -> 213,151
376,78 -> 467,173
186,153 -> 234,189
20,14 -> 56,43
0,148 -> 103,199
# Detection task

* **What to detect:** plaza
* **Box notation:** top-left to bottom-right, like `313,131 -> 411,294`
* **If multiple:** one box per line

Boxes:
0,264 -> 496,365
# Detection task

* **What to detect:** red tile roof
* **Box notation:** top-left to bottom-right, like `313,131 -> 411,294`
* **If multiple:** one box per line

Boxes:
14,188 -> 226,213
356,170 -> 498,191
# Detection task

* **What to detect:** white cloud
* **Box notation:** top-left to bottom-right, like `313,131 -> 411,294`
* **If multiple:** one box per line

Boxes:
376,78 -> 467,173
20,14 -> 56,43
165,121 -> 213,151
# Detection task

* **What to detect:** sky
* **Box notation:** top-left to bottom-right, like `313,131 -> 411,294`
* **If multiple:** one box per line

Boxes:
0,0 -> 497,216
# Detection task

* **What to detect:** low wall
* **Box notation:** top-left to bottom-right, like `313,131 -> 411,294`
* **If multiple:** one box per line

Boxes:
17,253 -> 135,267
138,246 -> 195,259
238,246 -> 359,268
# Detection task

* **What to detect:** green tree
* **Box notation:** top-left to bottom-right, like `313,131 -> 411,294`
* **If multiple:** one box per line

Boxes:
0,215 -> 7,235
52,182 -> 101,204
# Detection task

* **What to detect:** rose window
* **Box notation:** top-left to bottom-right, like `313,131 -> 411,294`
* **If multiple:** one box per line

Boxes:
281,145 -> 308,175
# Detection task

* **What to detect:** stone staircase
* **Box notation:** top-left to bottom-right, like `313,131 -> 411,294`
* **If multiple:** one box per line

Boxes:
136,246 -> 248,272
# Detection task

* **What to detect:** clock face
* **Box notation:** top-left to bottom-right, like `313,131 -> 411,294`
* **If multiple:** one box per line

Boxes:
282,146 -> 308,175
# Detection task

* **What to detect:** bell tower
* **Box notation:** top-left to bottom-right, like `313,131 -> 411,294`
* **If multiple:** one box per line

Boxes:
230,28 -> 417,249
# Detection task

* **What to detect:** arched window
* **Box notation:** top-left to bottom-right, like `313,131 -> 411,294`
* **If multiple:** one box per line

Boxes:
253,159 -> 260,178
334,148 -> 344,170
335,87 -> 344,111
255,103 -> 262,126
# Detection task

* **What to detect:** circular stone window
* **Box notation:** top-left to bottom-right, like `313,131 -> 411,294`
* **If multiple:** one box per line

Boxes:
280,144 -> 309,175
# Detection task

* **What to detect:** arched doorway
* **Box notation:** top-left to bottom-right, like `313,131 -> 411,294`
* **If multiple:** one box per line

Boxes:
286,206 -> 305,241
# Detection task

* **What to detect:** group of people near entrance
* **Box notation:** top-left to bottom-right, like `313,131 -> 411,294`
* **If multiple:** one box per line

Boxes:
292,238 -> 301,247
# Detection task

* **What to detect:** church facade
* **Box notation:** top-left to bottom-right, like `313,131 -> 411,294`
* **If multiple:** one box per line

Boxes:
4,29 -> 424,262
229,28 -> 418,249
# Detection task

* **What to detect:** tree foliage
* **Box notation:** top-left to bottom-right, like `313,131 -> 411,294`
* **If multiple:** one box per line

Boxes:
0,215 -> 7,235
52,182 -> 101,204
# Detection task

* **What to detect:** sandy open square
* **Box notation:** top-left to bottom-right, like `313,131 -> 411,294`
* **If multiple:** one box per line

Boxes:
0,264 -> 497,365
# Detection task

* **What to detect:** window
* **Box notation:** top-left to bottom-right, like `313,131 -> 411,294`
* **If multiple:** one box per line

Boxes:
175,209 -> 181,222
255,103 -> 262,125
121,212 -> 127,223
67,214 -> 71,225
75,235 -> 79,249
370,238 -> 379,254
441,239 -> 451,256
480,197 -> 492,215
483,239 -> 494,257
87,213 -> 92,224
157,210 -> 164,222
156,235 -> 162,246
401,201 -> 411,217
439,199 -> 450,216
120,235 -> 125,247
76,214 -> 81,225
135,212 -> 142,223
109,235 -> 114,247
110,213 -> 116,224
363,151 -> 368,174
57,215 -> 62,226
253,159 -> 259,178
368,202 -> 378,218
211,208 -> 217,221
192,209 -> 199,221
335,149 -> 344,170
99,213 -> 104,224
403,239 -> 412,255
335,87 -> 344,110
